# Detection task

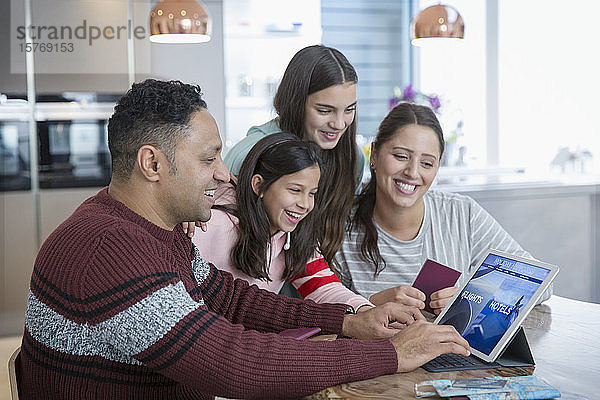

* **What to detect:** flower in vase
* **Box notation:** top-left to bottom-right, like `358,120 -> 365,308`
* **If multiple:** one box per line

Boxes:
389,85 -> 441,114
428,96 -> 441,113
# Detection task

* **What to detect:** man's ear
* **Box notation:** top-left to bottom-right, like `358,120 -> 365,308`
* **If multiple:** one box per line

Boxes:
250,174 -> 264,197
137,145 -> 164,182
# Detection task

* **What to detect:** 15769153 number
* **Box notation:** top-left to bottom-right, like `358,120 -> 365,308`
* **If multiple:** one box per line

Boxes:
19,42 -> 74,53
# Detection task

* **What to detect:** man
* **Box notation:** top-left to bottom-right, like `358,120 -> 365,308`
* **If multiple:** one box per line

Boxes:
18,79 -> 470,399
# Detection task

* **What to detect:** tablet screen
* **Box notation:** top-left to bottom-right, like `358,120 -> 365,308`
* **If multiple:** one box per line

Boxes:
437,252 -> 551,356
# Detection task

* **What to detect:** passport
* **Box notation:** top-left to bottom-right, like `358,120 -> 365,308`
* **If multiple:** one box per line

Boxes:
412,259 -> 461,314
278,327 -> 321,340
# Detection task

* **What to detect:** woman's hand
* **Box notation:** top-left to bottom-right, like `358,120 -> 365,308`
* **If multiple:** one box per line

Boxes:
429,286 -> 459,315
181,221 -> 208,238
369,285 -> 426,310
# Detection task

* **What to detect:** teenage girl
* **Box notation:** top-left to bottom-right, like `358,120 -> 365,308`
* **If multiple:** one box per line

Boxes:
224,44 -> 363,270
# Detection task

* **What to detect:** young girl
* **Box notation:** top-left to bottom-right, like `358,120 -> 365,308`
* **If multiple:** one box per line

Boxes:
336,103 -> 551,314
195,133 -> 371,311
224,45 -> 363,269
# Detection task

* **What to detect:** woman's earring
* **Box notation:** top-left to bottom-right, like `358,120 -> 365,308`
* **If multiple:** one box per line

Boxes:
283,231 -> 291,251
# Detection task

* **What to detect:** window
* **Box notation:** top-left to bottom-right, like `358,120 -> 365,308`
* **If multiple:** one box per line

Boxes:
498,0 -> 600,174
418,0 -> 600,174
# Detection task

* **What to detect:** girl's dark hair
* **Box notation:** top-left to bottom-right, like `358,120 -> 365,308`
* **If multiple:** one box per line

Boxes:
350,102 -> 445,275
217,132 -> 323,281
274,44 -> 359,269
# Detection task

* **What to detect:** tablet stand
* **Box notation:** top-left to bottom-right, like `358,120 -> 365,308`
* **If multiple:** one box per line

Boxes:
421,326 -> 535,372
496,326 -> 535,367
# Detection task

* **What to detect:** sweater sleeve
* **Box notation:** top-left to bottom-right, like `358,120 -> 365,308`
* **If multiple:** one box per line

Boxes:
198,257 -> 349,334
138,309 -> 397,399
290,256 -> 372,311
83,230 -> 397,399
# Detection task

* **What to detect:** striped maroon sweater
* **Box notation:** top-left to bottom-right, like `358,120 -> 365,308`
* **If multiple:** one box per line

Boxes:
18,188 -> 397,399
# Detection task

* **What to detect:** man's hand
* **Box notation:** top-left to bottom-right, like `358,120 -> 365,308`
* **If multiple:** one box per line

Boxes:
341,302 -> 425,340
182,221 -> 208,238
369,285 -> 426,310
391,320 -> 471,373
429,286 -> 458,315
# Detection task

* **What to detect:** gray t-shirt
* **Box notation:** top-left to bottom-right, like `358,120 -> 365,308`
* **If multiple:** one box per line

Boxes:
336,190 -> 551,302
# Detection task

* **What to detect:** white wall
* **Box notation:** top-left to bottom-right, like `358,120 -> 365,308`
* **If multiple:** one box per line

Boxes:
150,0 -> 226,139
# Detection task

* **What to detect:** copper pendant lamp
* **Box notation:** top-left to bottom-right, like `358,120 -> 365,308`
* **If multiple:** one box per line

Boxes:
150,0 -> 212,43
410,4 -> 464,46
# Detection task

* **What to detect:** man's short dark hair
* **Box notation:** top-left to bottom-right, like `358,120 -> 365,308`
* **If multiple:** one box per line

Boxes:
108,79 -> 207,180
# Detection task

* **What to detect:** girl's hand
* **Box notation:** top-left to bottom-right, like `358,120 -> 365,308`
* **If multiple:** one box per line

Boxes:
182,221 -> 208,238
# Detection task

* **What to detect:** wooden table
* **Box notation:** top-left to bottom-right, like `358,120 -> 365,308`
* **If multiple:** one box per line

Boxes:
308,296 -> 600,399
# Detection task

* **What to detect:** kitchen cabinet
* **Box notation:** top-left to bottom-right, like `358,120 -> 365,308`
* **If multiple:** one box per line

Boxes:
1,188 -> 100,335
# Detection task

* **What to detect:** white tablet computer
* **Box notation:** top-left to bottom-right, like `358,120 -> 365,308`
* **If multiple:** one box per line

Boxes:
433,249 -> 559,363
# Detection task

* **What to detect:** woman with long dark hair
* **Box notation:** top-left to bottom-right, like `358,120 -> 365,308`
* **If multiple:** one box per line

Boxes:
194,133 -> 371,311
336,103 -> 549,314
224,45 -> 363,270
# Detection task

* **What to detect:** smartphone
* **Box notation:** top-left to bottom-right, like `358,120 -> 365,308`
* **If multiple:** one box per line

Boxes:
278,327 -> 321,340
412,259 -> 461,314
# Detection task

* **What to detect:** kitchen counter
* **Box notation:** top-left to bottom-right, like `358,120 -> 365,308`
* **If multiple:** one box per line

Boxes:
435,168 -> 600,193
432,171 -> 600,304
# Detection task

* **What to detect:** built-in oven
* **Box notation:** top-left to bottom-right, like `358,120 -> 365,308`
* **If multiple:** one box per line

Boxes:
37,118 -> 111,189
0,96 -> 117,191
0,101 -> 31,191
36,101 -> 115,189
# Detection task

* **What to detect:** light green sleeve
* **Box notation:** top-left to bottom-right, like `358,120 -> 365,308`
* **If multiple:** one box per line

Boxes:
223,134 -> 263,176
224,120 -> 281,176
